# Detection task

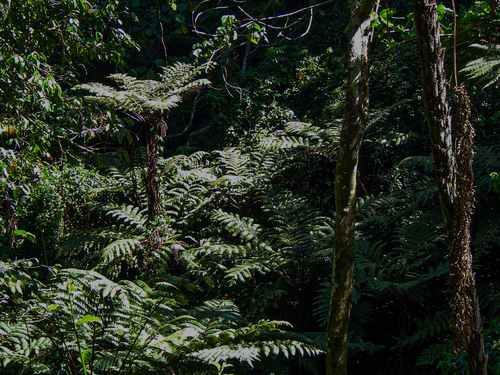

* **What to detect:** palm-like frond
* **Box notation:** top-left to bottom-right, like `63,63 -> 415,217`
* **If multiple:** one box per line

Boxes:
260,121 -> 340,156
77,62 -> 211,118
461,44 -> 500,88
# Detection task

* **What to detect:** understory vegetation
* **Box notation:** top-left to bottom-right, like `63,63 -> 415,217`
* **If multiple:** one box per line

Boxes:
1,0 -> 500,374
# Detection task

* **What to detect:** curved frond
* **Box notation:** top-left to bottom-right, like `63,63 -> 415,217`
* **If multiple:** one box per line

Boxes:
461,44 -> 500,88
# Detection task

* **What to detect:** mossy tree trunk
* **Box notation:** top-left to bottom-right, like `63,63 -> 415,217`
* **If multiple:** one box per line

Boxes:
413,0 -> 487,373
326,0 -> 376,373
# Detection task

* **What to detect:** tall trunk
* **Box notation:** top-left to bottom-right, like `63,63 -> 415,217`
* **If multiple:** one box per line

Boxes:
413,0 -> 487,373
450,86 -> 487,374
326,1 -> 376,373
413,0 -> 455,228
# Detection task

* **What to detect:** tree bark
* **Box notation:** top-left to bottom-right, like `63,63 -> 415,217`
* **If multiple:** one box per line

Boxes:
412,0 -> 455,228
413,0 -> 487,373
326,1 -> 376,373
144,120 -> 161,218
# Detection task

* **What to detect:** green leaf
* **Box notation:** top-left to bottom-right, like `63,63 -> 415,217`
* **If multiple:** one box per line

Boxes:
46,304 -> 62,311
77,315 -> 102,326
81,349 -> 92,362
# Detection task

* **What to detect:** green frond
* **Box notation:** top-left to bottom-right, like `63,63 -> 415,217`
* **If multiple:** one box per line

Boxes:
211,209 -> 272,252
97,238 -> 141,270
194,346 -> 260,366
76,82 -> 119,104
224,260 -> 269,284
397,155 -> 434,173
478,281 -> 500,316
347,340 -> 385,354
258,120 -> 340,154
416,341 -> 453,366
57,232 -> 111,259
107,72 -> 138,88
260,135 -> 312,150
285,121 -> 323,138
474,145 -> 500,191
77,62 -> 211,118
160,62 -> 211,91
214,148 -> 255,178
392,213 -> 446,259
356,193 -> 398,225
313,282 -> 331,328
394,310 -> 449,348
184,243 -> 248,261
355,240 -> 387,272
107,204 -> 147,229
285,121 -> 340,145
461,44 -> 500,88
0,259 -> 323,373
367,99 -> 411,127
366,130 -> 413,147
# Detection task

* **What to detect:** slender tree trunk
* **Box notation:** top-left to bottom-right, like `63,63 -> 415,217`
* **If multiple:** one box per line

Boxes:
144,121 -> 160,218
326,1 -> 376,373
413,0 -> 487,373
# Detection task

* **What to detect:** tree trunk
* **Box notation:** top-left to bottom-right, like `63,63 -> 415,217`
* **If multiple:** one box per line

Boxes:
326,1 -> 376,373
412,0 -> 455,228
450,86 -> 487,375
413,0 -> 487,373
144,121 -> 160,218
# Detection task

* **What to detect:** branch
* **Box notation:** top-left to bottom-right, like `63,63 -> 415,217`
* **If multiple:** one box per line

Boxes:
357,0 -> 378,18
193,0 -> 338,40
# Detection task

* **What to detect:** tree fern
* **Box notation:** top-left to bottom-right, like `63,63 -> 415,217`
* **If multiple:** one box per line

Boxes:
77,62 -> 211,216
77,62 -> 211,117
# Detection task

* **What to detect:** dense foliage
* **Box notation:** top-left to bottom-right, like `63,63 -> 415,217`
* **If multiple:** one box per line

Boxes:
1,0 -> 500,374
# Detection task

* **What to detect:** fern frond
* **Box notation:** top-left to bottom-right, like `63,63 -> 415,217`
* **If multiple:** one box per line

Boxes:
260,135 -> 312,150
76,62 -> 211,118
394,310 -> 449,348
107,204 -> 147,229
478,281 -> 500,316
184,243 -> 248,261
416,340 -> 453,366
313,282 -> 331,328
211,209 -> 272,253
97,238 -> 141,268
461,43 -> 500,88
57,232 -> 110,259
367,99 -> 411,127
356,193 -> 398,224
224,260 -> 269,284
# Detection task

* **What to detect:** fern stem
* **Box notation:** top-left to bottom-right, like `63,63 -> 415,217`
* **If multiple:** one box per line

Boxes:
68,283 -> 88,375
35,201 -> 49,265
118,294 -> 168,374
